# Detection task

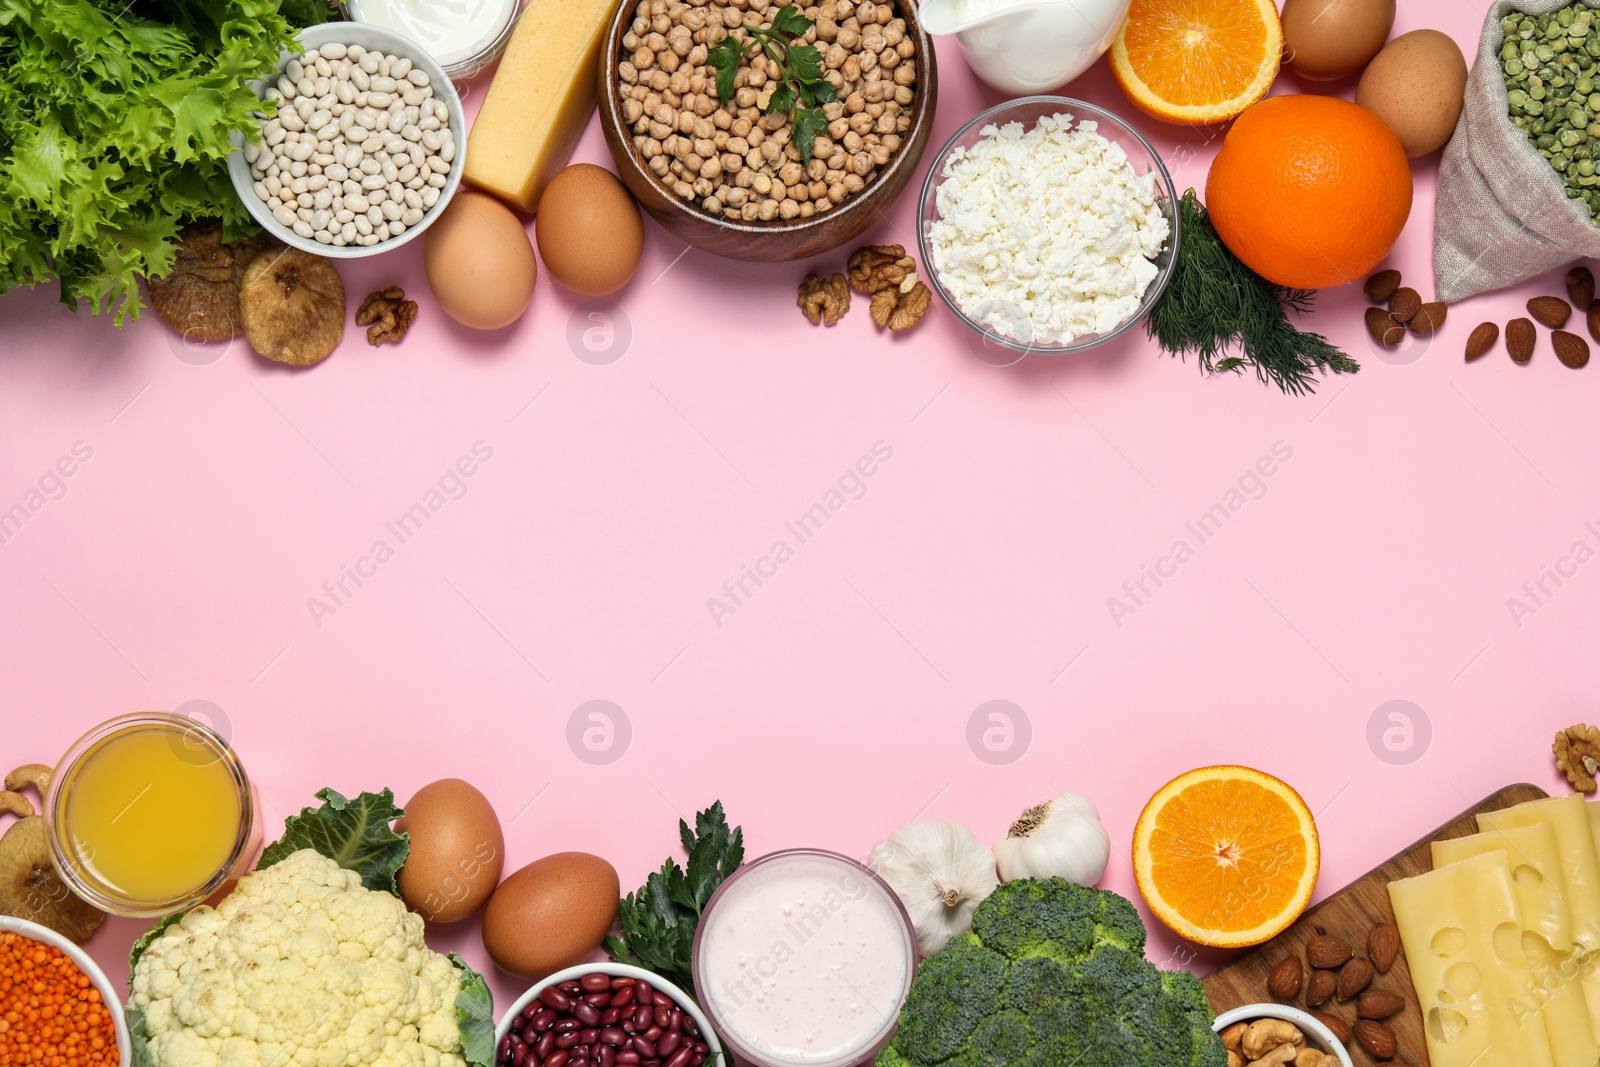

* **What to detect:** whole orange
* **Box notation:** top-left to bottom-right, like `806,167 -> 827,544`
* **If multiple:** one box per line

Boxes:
1205,95 -> 1412,289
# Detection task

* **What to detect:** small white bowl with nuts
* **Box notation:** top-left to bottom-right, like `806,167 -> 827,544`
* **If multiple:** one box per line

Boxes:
1213,1006 -> 1355,1067
226,21 -> 466,258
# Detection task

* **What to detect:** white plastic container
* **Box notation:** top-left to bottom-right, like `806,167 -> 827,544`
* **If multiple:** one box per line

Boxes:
918,0 -> 1131,95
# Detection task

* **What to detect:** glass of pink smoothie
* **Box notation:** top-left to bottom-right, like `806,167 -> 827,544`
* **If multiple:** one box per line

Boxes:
692,849 -> 917,1067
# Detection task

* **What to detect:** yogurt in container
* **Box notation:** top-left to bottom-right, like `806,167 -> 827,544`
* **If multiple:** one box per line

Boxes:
346,0 -> 520,77
692,850 -> 916,1067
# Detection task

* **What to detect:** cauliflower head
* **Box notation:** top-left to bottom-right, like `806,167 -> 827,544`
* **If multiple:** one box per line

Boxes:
131,849 -> 467,1067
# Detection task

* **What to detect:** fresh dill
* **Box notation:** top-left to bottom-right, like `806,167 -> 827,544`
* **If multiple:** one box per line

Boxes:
1148,189 -> 1360,396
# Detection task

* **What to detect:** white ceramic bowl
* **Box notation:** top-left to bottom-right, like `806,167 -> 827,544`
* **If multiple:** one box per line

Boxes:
226,21 -> 466,259
1212,1004 -> 1356,1067
494,963 -> 723,1067
0,916 -> 132,1067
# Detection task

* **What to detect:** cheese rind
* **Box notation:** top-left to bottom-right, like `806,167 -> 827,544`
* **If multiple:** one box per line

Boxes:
463,0 -> 613,213
1432,826 -> 1598,1067
1389,851 -> 1557,1067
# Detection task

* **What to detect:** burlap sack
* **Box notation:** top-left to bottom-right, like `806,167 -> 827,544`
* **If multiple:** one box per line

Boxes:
1435,0 -> 1600,303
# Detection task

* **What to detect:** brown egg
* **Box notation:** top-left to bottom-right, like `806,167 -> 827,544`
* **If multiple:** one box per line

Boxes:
1281,0 -> 1394,80
424,190 -> 537,329
396,779 -> 505,923
534,164 -> 645,297
482,852 -> 620,980
1357,30 -> 1469,157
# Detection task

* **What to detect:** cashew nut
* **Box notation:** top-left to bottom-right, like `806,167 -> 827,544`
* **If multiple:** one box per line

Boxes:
1243,1021 -> 1304,1061
1221,1024 -> 1248,1054
1251,1043 -> 1298,1067
0,790 -> 34,819
5,763 -> 52,798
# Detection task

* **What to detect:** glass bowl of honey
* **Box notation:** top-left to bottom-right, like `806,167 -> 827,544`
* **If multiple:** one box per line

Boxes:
45,712 -> 261,917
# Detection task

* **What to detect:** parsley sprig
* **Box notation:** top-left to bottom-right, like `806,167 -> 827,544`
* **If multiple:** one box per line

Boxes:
602,801 -> 744,997
707,5 -> 836,162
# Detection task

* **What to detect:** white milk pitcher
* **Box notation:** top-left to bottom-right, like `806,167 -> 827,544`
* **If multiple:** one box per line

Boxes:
919,0 -> 1132,95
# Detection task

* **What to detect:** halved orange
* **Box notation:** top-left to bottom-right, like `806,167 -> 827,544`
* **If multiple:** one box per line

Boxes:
1109,0 -> 1283,126
1132,766 -> 1320,948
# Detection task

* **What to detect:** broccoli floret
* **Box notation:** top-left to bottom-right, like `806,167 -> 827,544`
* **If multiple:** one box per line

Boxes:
891,933 -> 1009,1064
881,880 -> 1225,1067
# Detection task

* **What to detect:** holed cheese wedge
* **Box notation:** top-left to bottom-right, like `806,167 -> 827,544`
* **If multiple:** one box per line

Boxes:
464,0 -> 615,213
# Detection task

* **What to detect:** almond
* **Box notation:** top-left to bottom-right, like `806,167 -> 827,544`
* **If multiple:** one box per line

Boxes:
1307,935 -> 1353,970
1528,295 -> 1572,328
1358,989 -> 1406,1020
1365,269 -> 1402,303
1409,302 -> 1447,335
1365,306 -> 1405,347
1269,955 -> 1305,1000
1507,317 -> 1537,364
1465,322 -> 1498,362
1353,1020 -> 1398,1060
1569,266 -> 1595,311
1308,1011 -> 1353,1045
1369,923 -> 1402,973
1388,287 -> 1422,324
1306,969 -> 1338,1006
1554,330 -> 1590,369
1587,301 -> 1600,344
1337,957 -> 1375,1001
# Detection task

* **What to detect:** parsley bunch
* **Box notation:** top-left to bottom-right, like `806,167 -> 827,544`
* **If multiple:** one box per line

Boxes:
603,801 -> 744,997
707,6 -> 834,162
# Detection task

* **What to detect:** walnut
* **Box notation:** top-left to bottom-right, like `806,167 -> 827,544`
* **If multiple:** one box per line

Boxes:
355,285 -> 419,346
1556,724 -> 1600,792
848,243 -> 915,294
869,279 -> 930,331
798,272 -> 851,326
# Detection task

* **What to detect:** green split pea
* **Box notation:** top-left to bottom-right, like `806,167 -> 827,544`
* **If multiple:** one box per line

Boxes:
1504,4 -> 1600,218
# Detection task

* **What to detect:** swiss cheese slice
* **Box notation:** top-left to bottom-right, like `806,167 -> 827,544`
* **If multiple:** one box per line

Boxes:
462,0 -> 613,212
1389,851 -> 1557,1067
1480,794 -> 1600,1033
1433,826 -> 1598,1067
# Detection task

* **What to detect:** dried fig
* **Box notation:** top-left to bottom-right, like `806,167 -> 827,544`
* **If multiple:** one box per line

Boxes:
240,248 -> 346,365
0,766 -> 105,942
147,222 -> 277,342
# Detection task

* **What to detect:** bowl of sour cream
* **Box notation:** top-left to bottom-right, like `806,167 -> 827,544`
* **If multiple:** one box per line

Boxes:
345,0 -> 521,78
692,849 -> 917,1067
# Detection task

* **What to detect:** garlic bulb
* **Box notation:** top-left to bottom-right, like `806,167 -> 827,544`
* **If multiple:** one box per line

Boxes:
868,819 -> 999,956
993,793 -> 1110,885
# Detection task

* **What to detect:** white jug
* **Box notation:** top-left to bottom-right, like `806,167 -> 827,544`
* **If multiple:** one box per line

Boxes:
919,0 -> 1132,95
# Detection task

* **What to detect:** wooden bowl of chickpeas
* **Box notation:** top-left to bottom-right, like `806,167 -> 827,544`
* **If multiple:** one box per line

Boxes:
598,0 -> 937,261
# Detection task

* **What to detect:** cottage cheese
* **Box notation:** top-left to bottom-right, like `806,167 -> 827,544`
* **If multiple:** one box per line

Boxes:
927,113 -> 1170,346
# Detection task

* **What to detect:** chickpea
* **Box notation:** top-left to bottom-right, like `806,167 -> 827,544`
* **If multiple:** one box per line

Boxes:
620,61 -> 639,82
703,195 -> 722,212
758,198 -> 779,219
893,66 -> 914,88
842,172 -> 864,194
634,46 -> 655,67
650,155 -> 671,175
673,179 -> 694,198
880,48 -> 898,69
837,26 -> 860,48
624,99 -> 644,122
747,126 -> 765,146
649,69 -> 670,89
805,157 -> 826,180
693,175 -> 715,196
624,31 -> 641,48
800,200 -> 815,217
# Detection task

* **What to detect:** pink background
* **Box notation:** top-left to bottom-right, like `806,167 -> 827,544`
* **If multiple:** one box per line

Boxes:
1,0 -> 1595,1013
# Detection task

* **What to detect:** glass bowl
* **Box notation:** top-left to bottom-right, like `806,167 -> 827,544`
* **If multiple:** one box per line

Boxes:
45,712 -> 261,918
691,849 -> 917,1067
916,95 -> 1180,356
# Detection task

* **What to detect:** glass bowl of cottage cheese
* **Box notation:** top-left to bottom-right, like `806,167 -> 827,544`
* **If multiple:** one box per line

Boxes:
917,96 -> 1179,355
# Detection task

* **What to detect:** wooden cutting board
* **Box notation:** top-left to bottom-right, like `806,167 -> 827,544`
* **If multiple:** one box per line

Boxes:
1203,783 -> 1549,1066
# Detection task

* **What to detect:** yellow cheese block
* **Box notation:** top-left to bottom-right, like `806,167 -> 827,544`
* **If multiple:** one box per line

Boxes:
1480,794 -> 1600,1033
1389,851 -> 1557,1067
463,0 -> 614,213
1433,826 -> 1598,1067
